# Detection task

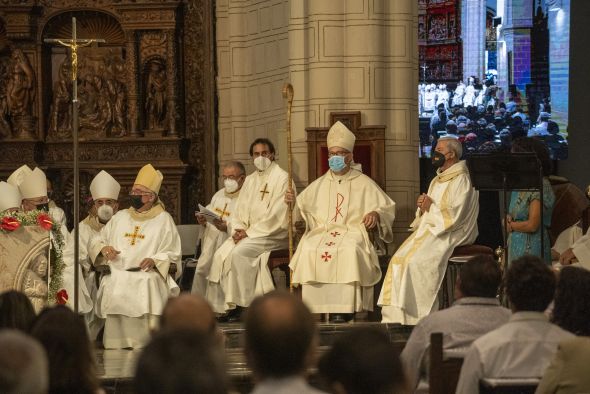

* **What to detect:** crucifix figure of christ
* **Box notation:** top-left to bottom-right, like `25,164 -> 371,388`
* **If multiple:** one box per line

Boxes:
44,17 -> 105,314
421,63 -> 429,83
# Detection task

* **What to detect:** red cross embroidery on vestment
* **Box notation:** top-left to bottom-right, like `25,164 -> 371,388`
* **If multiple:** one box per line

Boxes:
321,252 -> 332,262
330,231 -> 340,237
325,241 -> 335,246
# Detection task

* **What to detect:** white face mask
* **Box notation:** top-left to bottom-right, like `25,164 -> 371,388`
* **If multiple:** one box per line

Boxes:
97,205 -> 114,222
224,179 -> 239,193
254,156 -> 271,171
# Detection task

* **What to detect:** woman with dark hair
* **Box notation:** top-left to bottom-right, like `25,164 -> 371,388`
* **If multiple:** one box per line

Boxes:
30,306 -> 103,394
506,137 -> 555,265
0,290 -> 36,332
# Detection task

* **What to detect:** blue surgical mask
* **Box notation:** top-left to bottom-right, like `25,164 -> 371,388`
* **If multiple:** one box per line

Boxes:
328,155 -> 347,172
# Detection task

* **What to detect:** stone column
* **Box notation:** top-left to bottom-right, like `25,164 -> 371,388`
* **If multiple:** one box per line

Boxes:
547,0 -> 570,130
125,30 -> 140,137
462,0 -> 486,81
165,29 -> 178,137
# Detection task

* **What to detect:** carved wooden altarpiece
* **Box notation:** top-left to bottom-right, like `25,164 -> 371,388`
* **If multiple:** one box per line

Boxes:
0,0 -> 216,226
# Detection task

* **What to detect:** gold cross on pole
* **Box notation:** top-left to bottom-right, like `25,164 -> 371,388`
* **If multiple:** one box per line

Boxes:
43,17 -> 105,314
259,183 -> 270,201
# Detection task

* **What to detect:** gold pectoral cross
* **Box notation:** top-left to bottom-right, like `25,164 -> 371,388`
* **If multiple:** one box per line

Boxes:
214,203 -> 230,220
260,183 -> 270,201
124,226 -> 145,246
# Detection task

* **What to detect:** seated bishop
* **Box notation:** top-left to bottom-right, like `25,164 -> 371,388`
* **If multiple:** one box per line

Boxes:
206,138 -> 292,321
88,164 -> 181,349
378,136 -> 479,324
0,181 -> 21,213
191,161 -> 246,296
287,121 -> 396,322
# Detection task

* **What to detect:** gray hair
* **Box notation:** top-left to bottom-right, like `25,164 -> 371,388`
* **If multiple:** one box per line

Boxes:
438,136 -> 462,159
223,161 -> 246,176
0,330 -> 48,394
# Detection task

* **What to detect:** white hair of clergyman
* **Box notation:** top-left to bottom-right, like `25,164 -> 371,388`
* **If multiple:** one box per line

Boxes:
438,136 -> 462,159
0,330 -> 48,394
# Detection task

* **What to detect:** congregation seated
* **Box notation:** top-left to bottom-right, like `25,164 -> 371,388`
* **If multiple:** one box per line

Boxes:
318,326 -> 408,394
30,305 -> 103,394
0,290 -> 36,332
0,329 -> 48,394
455,255 -> 574,394
245,290 -> 326,394
134,329 -> 228,394
400,254 -> 510,392
535,266 -> 590,393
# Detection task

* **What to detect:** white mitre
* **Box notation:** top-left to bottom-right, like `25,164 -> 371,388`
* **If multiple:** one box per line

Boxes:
7,165 -> 32,187
0,181 -> 22,212
90,170 -> 121,200
327,121 -> 356,152
19,167 -> 47,199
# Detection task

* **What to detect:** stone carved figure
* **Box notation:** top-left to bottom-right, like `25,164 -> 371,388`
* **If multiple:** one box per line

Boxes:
0,59 -> 12,139
23,253 -> 48,313
48,58 -> 72,139
6,49 -> 36,138
145,60 -> 166,130
104,55 -> 127,136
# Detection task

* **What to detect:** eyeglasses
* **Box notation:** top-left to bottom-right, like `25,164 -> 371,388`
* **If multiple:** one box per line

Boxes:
328,151 -> 349,157
129,191 -> 153,196
222,175 -> 244,181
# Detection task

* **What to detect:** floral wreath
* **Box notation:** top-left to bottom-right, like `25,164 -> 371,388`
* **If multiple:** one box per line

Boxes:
1,209 -> 66,305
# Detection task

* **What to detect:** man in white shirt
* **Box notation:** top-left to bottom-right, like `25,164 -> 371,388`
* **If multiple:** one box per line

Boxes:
401,254 -> 510,392
191,161 -> 246,296
455,255 -> 574,394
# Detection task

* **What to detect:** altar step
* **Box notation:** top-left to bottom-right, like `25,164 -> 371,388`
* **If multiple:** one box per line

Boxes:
98,322 -> 413,394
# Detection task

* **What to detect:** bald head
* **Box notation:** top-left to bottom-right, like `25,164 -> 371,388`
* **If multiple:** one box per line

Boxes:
245,291 -> 316,379
160,294 -> 216,335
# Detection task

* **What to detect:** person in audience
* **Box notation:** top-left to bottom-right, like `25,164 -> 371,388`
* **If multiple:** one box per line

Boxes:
88,164 -> 181,349
134,329 -> 228,394
550,266 -> 590,335
160,293 -> 221,343
245,290 -> 325,394
506,137 -> 555,265
379,136 -> 479,324
0,290 -> 36,332
455,255 -> 574,394
534,266 -> 590,393
400,254 -> 510,392
0,329 -> 48,394
192,161 -> 246,297
0,181 -> 21,213
206,139 -> 292,322
318,327 -> 408,394
285,121 -> 396,323
30,305 -> 103,394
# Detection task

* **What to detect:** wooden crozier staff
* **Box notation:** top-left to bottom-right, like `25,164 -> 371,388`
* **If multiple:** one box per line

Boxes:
282,83 -> 294,292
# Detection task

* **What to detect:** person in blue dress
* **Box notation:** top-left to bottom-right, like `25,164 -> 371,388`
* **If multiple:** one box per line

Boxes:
506,137 -> 555,265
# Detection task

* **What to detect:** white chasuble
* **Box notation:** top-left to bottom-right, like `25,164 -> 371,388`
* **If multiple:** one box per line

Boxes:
206,162 -> 291,313
290,169 -> 396,313
379,160 -> 479,324
89,208 -> 181,320
191,188 -> 239,296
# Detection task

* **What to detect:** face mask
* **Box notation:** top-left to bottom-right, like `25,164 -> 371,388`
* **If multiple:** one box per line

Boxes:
36,203 -> 49,212
254,156 -> 271,171
328,155 -> 347,172
224,179 -> 239,193
129,195 -> 144,210
431,151 -> 447,168
97,205 -> 114,222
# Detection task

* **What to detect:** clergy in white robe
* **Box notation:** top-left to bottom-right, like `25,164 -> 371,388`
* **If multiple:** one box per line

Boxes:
89,164 -> 181,349
287,121 -> 396,317
191,161 -> 245,296
558,227 -> 590,271
379,137 -> 479,324
206,139 -> 291,317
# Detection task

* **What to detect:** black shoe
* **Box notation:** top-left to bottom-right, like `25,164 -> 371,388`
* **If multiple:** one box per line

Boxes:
226,306 -> 243,323
329,313 -> 351,323
216,314 -> 229,323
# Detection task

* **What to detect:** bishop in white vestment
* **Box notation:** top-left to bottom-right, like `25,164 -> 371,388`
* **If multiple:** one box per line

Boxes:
89,164 -> 181,349
191,161 -> 245,296
379,137 -> 479,324
288,122 -> 396,317
206,139 -> 291,317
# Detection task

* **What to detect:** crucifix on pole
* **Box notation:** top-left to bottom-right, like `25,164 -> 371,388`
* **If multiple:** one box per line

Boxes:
421,62 -> 429,83
44,17 -> 105,313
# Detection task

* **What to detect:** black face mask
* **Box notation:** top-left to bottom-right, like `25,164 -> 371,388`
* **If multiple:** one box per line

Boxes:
129,195 -> 144,210
431,151 -> 446,168
36,203 -> 49,212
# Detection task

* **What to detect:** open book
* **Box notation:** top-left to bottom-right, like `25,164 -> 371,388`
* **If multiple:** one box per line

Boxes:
197,204 -> 221,223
